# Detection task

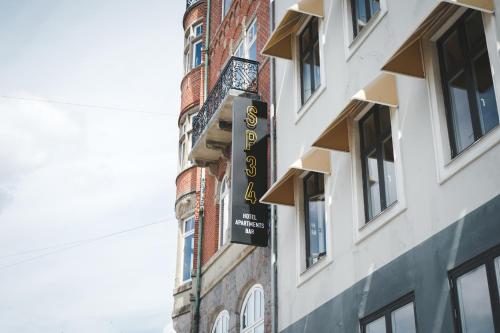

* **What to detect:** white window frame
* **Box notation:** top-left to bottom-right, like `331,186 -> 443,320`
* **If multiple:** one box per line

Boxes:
348,103 -> 407,244
182,215 -> 195,283
342,0 -> 388,61
294,170 -> 333,287
218,176 -> 230,249
293,16 -> 327,123
423,8 -> 500,184
192,39 -> 203,69
211,310 -> 230,333
183,20 -> 204,74
240,284 -> 264,333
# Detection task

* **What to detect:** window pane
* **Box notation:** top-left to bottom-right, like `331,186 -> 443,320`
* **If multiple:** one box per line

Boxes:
473,52 -> 499,134
307,194 -> 326,265
301,27 -> 311,52
354,0 -> 368,33
301,54 -> 312,102
443,31 -> 464,76
183,233 -> 194,281
391,302 -> 417,333
465,11 -> 484,49
193,41 -> 202,67
194,24 -> 202,37
313,42 -> 321,90
362,113 -> 377,149
223,0 -> 232,16
254,324 -> 264,333
366,151 -> 381,219
383,137 -> 397,207
456,265 -> 495,333
449,71 -> 475,153
247,293 -> 254,325
248,40 -> 257,61
365,317 -> 386,333
379,106 -> 391,135
370,0 -> 380,15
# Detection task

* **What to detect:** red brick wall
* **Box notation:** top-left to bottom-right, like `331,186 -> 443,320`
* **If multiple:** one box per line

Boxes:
183,1 -> 207,31
180,66 -> 202,117
176,166 -> 199,200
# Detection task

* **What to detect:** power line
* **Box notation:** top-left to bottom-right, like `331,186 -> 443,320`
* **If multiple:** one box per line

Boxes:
0,95 -> 178,117
0,217 -> 175,270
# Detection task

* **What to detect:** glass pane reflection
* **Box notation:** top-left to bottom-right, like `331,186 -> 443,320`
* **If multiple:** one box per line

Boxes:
391,303 -> 416,333
366,316 -> 386,333
457,265 -> 495,333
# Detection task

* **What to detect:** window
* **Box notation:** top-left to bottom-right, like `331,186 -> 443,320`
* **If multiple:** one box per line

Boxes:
359,104 -> 397,222
219,177 -> 230,248
193,40 -> 203,68
178,113 -> 195,170
241,285 -> 264,333
360,294 -> 417,333
449,246 -> 500,333
351,0 -> 380,37
299,17 -> 321,105
438,10 -> 499,157
183,22 -> 204,73
303,172 -> 326,268
234,19 -> 257,61
182,216 -> 195,282
212,310 -> 229,333
222,0 -> 232,17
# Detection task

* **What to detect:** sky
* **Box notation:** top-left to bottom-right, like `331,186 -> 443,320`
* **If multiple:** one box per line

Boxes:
0,1 -> 183,332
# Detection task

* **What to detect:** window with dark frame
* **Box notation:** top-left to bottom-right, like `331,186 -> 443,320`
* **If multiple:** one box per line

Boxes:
438,10 -> 499,157
359,104 -> 397,222
299,17 -> 321,105
303,172 -> 326,268
360,293 -> 417,333
351,0 -> 380,37
449,245 -> 500,333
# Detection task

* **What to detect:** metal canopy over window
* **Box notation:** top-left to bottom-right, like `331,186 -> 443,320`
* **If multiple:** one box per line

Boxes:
382,0 -> 494,78
313,73 -> 398,151
261,0 -> 324,59
260,148 -> 331,206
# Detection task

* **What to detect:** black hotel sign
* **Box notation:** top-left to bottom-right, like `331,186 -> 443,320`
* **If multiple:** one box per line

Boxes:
230,97 -> 268,247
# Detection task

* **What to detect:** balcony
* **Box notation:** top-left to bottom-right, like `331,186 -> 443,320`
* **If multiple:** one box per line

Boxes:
190,56 -> 259,165
186,0 -> 201,9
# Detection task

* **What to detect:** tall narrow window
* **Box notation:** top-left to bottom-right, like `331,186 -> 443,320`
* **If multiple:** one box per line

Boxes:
182,217 -> 195,282
241,285 -> 264,333
303,172 -> 326,268
299,17 -> 321,105
438,10 -> 499,157
359,105 -> 397,222
234,20 -> 257,61
351,0 -> 380,37
219,177 -> 230,248
212,310 -> 229,333
193,40 -> 203,68
449,246 -> 500,333
360,294 -> 417,333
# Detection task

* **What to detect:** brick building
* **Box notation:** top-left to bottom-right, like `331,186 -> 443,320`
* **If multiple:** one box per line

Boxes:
172,0 -> 272,332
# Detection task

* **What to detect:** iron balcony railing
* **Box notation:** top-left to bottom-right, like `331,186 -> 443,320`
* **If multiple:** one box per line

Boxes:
192,56 -> 259,148
186,0 -> 201,9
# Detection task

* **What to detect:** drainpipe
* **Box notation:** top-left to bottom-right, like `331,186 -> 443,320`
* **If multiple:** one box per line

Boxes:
193,1 -> 211,332
269,1 -> 278,333
193,168 -> 206,333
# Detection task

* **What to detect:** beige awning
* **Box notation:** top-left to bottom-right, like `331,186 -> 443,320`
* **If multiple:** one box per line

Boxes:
262,0 -> 324,59
260,148 -> 330,206
382,0 -> 494,78
313,73 -> 398,151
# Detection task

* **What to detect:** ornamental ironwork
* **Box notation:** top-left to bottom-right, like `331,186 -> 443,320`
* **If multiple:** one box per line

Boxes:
186,0 -> 201,9
192,57 -> 259,147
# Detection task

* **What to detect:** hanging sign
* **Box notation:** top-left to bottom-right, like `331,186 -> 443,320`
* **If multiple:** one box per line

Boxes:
230,97 -> 268,247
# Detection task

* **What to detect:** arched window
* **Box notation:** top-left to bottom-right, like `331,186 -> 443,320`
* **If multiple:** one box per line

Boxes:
212,310 -> 229,333
241,285 -> 264,333
219,176 -> 230,248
